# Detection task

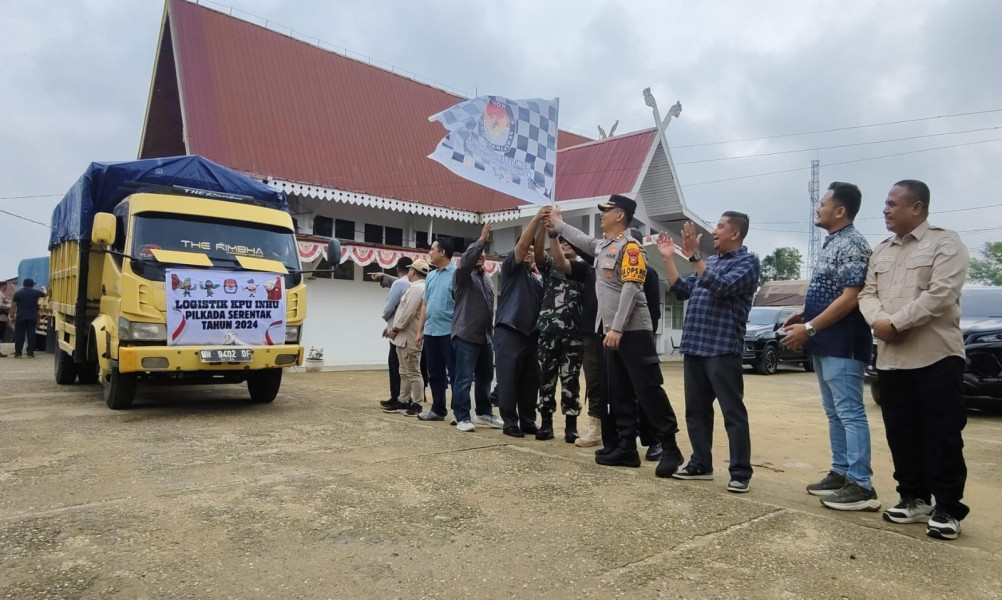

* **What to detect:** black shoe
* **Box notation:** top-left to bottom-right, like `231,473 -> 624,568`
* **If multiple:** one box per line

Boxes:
503,426 -> 524,438
655,446 -> 684,478
521,422 -> 539,435
595,447 -> 641,468
379,398 -> 398,409
381,399 -> 411,413
564,416 -> 579,443
595,446 -> 615,456
26,353 -> 35,358
536,415 -> 554,440
13,353 -> 23,358
645,442 -> 663,461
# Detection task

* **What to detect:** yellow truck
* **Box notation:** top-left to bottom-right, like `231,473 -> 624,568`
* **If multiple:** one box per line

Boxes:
48,156 -> 333,409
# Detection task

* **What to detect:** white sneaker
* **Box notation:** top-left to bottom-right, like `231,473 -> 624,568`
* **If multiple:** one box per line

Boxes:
456,420 -> 476,432
472,413 -> 504,429
575,417 -> 602,448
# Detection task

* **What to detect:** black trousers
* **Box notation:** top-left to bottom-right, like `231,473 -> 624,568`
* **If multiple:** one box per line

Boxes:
387,341 -> 401,401
877,356 -> 969,520
493,326 -> 540,430
14,319 -> 36,356
683,354 -> 752,481
604,330 -> 679,451
581,333 -> 603,418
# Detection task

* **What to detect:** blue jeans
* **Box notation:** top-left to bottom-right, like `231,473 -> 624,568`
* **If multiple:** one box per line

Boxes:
423,334 -> 454,417
814,355 -> 873,489
451,337 -> 495,423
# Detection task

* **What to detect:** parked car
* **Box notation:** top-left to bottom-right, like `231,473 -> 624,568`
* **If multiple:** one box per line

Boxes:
866,286 -> 1002,407
743,306 -> 814,375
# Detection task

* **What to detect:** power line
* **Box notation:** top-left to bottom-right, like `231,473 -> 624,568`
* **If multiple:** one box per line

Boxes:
675,126 -> 1002,165
757,201 -> 1002,225
0,193 -> 62,200
673,108 -> 1002,149
681,137 -> 1002,188
0,209 -> 50,228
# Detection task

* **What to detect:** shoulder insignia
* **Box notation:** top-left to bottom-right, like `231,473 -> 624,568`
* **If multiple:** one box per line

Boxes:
937,238 -> 959,257
621,242 -> 647,284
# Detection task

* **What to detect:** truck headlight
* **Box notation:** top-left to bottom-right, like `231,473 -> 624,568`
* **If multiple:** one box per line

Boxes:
285,325 -> 301,343
119,317 -> 167,341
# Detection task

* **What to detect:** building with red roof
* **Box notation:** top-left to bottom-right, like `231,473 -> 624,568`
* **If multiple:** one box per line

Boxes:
139,0 -> 711,366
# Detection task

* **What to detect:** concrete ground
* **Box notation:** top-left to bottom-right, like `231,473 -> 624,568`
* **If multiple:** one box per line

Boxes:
1,348 -> 1001,599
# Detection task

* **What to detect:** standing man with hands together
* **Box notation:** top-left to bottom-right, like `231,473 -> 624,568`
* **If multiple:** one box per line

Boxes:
657,213 -> 759,493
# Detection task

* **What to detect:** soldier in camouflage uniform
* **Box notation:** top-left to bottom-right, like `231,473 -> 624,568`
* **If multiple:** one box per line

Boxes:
534,231 -> 589,442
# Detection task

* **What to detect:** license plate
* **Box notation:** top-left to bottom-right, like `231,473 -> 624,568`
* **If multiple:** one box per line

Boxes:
200,348 -> 253,363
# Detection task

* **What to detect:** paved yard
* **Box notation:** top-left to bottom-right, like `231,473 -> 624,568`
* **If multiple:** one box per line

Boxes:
1,350 -> 1001,599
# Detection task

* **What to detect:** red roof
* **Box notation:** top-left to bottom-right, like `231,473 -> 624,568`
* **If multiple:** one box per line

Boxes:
555,129 -> 657,201
141,0 -> 650,213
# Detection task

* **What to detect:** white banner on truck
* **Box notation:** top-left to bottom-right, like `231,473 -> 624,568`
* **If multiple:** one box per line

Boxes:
166,269 -> 286,346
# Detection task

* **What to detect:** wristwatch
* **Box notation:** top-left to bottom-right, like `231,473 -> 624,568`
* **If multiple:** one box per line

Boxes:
547,231 -> 559,239
688,252 -> 703,263
805,322 -> 818,337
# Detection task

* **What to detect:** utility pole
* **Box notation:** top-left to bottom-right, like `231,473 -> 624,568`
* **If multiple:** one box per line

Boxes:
807,159 -> 821,279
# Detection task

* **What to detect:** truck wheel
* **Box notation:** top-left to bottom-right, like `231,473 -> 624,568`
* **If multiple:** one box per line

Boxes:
803,358 -> 815,373
77,338 -> 100,384
248,368 -> 282,404
754,344 -> 779,375
55,349 -> 78,385
104,367 -> 137,409
870,381 -> 881,406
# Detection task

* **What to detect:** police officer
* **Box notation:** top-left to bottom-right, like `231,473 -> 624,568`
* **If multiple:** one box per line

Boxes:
548,196 -> 683,476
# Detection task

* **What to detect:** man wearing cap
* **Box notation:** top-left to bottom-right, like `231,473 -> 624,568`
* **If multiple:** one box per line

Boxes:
372,257 -> 414,412
387,260 -> 430,414
10,279 -> 46,359
657,214 -> 760,494
548,196 -> 684,476
450,222 -> 504,432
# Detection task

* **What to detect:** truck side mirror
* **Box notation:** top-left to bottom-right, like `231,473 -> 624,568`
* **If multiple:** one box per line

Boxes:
326,239 -> 342,266
91,213 -> 117,246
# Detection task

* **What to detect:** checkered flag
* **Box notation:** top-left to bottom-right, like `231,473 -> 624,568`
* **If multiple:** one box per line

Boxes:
428,96 -> 559,206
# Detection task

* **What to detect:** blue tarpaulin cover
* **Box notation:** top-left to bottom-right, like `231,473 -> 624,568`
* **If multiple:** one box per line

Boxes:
49,155 -> 287,248
17,257 -> 50,288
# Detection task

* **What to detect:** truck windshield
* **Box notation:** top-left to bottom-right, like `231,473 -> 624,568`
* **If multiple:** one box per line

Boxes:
747,307 -> 780,325
131,213 -> 299,272
962,289 -> 1002,319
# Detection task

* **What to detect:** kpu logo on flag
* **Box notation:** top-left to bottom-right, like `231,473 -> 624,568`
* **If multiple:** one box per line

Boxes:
428,96 -> 559,206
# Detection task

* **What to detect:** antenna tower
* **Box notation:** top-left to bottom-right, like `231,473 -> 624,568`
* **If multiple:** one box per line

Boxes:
807,159 -> 821,279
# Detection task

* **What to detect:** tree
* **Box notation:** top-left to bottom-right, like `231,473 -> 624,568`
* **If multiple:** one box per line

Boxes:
968,241 -> 1002,285
760,247 -> 803,285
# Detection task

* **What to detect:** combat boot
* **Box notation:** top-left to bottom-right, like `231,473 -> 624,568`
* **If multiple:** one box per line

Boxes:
595,446 -> 641,468
536,414 -> 555,440
564,415 -> 578,443
574,417 -> 602,448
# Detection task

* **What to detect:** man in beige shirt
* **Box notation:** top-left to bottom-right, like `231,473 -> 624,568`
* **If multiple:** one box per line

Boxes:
858,180 -> 970,540
387,259 -> 430,415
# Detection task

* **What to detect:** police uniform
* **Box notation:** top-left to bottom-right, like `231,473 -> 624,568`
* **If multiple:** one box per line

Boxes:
554,196 -> 682,470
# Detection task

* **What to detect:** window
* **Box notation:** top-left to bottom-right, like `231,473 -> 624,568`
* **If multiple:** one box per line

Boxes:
666,290 -> 686,330
385,227 -> 403,247
314,257 -> 354,280
313,215 -> 333,238
334,219 -> 355,240
416,231 -> 429,249
364,224 -> 383,244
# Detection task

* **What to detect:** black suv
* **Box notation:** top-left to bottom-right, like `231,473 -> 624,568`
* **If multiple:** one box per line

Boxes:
743,306 -> 813,375
866,286 -> 1002,407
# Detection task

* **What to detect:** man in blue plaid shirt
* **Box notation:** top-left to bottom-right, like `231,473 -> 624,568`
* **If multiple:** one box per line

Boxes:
657,213 -> 760,493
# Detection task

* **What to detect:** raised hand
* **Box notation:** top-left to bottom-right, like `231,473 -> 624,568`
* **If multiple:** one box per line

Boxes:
479,221 -> 494,242
656,232 -> 677,260
681,221 -> 702,257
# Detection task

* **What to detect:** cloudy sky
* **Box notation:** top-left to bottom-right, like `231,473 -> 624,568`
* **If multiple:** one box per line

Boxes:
2,0 -> 1000,279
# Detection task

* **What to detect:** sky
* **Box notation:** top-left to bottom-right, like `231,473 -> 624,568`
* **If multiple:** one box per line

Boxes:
2,0 -> 1001,279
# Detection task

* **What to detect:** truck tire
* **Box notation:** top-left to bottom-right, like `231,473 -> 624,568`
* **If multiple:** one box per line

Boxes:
104,367 -> 137,409
870,381 -> 881,406
55,349 -> 78,385
248,368 -> 282,404
803,358 -> 815,373
754,344 -> 779,375
77,338 -> 100,384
